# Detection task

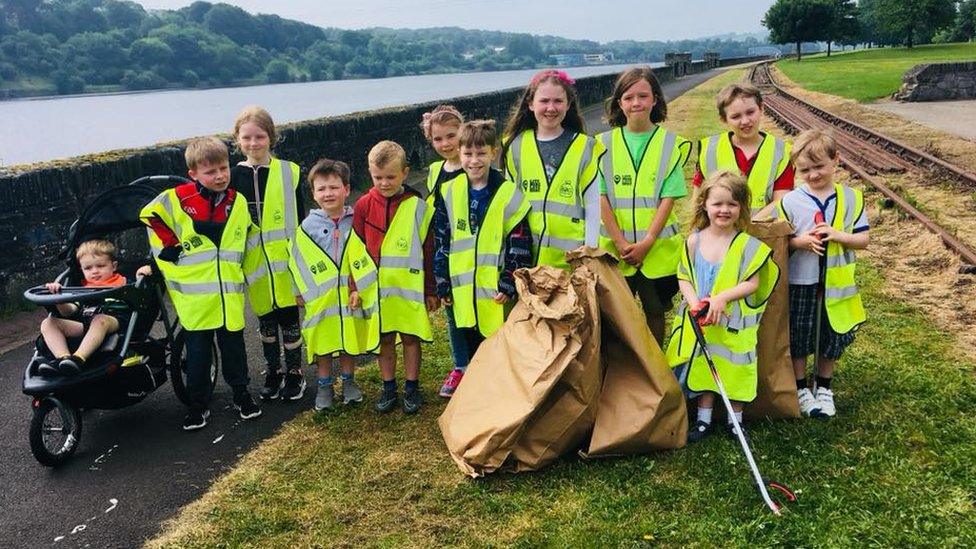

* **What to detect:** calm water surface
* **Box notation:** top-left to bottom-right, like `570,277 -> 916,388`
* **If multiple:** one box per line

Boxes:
1,63 -> 660,167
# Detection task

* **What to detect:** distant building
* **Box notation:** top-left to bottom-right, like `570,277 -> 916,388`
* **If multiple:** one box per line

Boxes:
550,52 -> 614,67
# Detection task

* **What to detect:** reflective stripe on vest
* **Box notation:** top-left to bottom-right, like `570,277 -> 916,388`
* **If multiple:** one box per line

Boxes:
377,196 -> 433,341
442,174 -> 530,338
700,133 -> 790,214
242,158 -> 300,315
597,126 -> 689,278
824,184 -> 866,333
505,129 -> 599,270
665,232 -> 779,402
141,189 -> 249,331
289,224 -> 379,360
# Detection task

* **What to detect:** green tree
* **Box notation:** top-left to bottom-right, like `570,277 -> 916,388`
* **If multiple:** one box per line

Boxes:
824,0 -> 859,55
52,68 -> 85,94
872,0 -> 955,47
265,58 -> 290,83
506,34 -> 542,60
763,0 -> 834,61
104,0 -> 146,29
203,3 -> 257,46
130,37 -> 174,68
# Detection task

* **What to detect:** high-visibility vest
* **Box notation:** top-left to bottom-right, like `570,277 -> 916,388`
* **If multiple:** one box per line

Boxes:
698,133 -> 791,215
504,129 -> 602,270
289,224 -> 379,362
141,189 -> 250,331
242,158 -> 300,315
441,174 -> 531,338
377,195 -> 434,341
426,160 -> 445,196
597,126 -> 690,278
778,183 -> 866,334
665,232 -> 780,402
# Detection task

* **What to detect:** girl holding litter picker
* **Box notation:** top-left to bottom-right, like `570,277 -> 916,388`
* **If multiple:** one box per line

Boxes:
666,170 -> 779,444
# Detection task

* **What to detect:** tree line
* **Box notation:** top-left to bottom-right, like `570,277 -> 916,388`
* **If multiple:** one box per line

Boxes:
764,0 -> 975,61
0,0 -> 786,96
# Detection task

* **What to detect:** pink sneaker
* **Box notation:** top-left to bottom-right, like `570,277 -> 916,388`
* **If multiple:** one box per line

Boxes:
439,369 -> 464,398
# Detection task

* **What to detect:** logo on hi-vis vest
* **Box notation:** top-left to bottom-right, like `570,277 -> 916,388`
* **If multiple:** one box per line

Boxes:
273,210 -> 283,223
621,175 -> 633,186
529,179 -> 541,193
559,180 -> 573,199
396,237 -> 409,251
183,236 -> 203,250
456,219 -> 467,232
613,175 -> 621,183
234,227 -> 243,240
352,259 -> 361,270
310,260 -> 328,274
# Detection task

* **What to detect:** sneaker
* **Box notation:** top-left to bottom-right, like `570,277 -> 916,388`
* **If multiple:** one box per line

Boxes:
58,355 -> 85,375
687,420 -> 713,443
402,387 -> 424,414
279,369 -> 306,401
234,393 -> 263,420
182,409 -> 210,431
439,369 -> 464,398
37,360 -> 62,377
259,369 -> 283,400
811,387 -> 836,418
797,387 -> 820,417
375,387 -> 398,413
341,379 -> 364,404
314,384 -> 335,411
725,421 -> 747,440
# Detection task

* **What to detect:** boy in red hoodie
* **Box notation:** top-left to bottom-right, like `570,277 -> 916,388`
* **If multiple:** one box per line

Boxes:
353,141 -> 439,414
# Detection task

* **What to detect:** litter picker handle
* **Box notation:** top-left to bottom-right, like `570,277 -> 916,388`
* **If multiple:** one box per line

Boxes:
814,211 -> 827,241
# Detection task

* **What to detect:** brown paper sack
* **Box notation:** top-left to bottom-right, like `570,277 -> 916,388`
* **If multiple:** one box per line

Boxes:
745,218 -> 800,419
438,266 -> 602,477
568,248 -> 688,456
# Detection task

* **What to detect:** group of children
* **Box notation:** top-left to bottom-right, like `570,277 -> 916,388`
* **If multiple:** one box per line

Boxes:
39,67 -> 869,441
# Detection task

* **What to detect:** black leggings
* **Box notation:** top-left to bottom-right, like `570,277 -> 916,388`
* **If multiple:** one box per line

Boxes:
259,306 -> 303,371
184,327 -> 249,410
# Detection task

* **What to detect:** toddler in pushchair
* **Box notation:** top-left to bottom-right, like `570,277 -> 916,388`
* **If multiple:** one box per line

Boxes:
22,176 -> 209,467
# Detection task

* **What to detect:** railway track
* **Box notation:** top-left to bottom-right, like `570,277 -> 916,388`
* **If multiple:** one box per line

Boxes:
750,63 -> 976,267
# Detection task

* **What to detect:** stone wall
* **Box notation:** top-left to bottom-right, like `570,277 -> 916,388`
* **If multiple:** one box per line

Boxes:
894,61 -> 976,102
0,56 -> 765,309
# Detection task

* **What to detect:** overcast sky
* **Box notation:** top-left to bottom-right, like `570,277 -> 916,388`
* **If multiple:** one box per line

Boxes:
135,0 -> 774,42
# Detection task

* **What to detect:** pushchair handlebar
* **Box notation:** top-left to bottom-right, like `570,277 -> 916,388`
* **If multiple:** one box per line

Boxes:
129,175 -> 191,187
24,275 -> 150,306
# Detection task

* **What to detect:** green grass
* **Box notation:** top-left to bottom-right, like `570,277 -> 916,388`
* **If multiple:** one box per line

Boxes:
776,42 -> 976,102
149,69 -> 976,547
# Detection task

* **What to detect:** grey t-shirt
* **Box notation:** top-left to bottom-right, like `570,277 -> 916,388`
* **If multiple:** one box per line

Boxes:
536,130 -> 576,181
776,185 -> 869,285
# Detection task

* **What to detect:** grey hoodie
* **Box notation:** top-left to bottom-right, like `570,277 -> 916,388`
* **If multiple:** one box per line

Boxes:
301,206 -> 354,265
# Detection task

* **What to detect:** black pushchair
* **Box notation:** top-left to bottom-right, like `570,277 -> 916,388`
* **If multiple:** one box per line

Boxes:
22,176 -> 219,467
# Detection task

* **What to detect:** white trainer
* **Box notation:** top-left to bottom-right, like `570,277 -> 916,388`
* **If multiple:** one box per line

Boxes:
811,387 -> 836,417
797,387 -> 820,417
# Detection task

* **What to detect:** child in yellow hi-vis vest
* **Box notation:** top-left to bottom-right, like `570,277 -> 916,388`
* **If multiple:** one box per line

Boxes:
289,159 -> 378,411
777,129 -> 869,419
667,171 -> 779,444
352,141 -> 439,415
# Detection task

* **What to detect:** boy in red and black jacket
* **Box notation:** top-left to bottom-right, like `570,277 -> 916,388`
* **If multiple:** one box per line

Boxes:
138,137 -> 262,431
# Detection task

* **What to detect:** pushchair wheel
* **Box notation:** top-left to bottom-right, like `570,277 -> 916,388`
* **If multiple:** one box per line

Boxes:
29,397 -> 82,467
169,327 -> 219,406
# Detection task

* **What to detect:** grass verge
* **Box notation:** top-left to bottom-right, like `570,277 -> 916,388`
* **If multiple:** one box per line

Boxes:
776,43 -> 976,102
149,69 -> 976,548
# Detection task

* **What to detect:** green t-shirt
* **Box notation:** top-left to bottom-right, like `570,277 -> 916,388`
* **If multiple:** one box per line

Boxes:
598,126 -> 687,198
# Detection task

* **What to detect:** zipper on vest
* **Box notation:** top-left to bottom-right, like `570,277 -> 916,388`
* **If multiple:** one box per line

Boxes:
211,191 -> 228,327
533,132 -> 575,264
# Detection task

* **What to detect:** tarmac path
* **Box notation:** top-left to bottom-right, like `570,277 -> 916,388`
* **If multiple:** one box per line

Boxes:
0,65 -> 729,548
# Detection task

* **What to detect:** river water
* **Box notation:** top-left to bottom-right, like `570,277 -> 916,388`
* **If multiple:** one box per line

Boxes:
0,63 -> 659,167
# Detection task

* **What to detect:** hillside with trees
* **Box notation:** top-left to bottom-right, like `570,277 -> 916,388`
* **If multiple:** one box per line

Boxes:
0,0 -> 785,97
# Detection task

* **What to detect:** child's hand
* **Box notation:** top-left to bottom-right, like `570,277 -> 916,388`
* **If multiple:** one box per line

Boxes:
794,231 -> 825,256
425,295 -> 441,312
45,282 -> 62,294
348,291 -> 361,310
614,238 -> 635,263
493,292 -> 510,304
814,222 -> 844,244
295,295 -> 305,307
135,265 -> 153,278
441,295 -> 453,307
704,294 -> 728,326
622,237 -> 655,267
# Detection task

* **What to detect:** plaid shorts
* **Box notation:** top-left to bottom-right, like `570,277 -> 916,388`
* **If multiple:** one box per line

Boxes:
789,284 -> 855,360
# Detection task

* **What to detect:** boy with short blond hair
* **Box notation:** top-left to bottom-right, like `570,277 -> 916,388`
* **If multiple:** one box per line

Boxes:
139,136 -> 262,431
353,140 -> 439,414
777,129 -> 869,418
